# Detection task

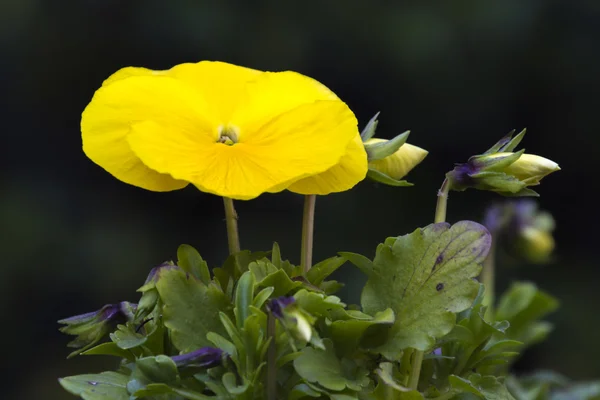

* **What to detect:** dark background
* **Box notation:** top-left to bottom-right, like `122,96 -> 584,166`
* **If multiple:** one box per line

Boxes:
2,1 -> 598,398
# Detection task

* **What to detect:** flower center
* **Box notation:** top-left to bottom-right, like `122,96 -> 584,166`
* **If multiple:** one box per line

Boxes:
217,125 -> 239,146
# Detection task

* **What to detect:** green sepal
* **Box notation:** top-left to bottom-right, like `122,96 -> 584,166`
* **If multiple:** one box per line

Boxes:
501,129 -> 526,153
360,112 -> 380,141
81,342 -> 136,361
365,130 -> 410,161
367,168 -> 414,187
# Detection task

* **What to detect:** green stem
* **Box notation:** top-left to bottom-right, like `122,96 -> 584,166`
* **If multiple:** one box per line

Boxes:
408,349 -> 424,390
408,178 -> 453,391
223,197 -> 241,254
301,195 -> 316,274
435,178 -> 450,224
267,313 -> 277,400
481,233 -> 497,320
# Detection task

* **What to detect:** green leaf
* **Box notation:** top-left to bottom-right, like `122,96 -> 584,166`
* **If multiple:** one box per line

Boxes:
450,374 -> 515,400
339,252 -> 373,276
59,371 -> 130,400
294,339 -> 369,392
234,271 -> 255,329
177,244 -> 211,285
134,383 -> 214,400
495,282 -> 559,347
307,256 -> 347,286
155,268 -> 231,352
81,342 -> 136,361
361,221 -> 491,354
253,286 -> 275,309
294,289 -> 346,318
330,308 -> 395,355
134,355 -> 180,385
251,260 -> 301,297
110,323 -> 147,350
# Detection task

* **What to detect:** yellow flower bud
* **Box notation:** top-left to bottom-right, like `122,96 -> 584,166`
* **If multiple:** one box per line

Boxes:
517,226 -> 555,263
491,153 -> 560,185
365,138 -> 428,180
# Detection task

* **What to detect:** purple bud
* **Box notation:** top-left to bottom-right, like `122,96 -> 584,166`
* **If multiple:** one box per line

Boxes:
144,262 -> 179,284
171,347 -> 224,368
266,296 -> 295,319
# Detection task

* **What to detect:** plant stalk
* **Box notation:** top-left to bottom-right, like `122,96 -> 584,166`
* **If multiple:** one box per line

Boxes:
301,195 -> 316,274
434,178 -> 450,224
267,313 -> 277,400
223,197 -> 241,254
481,234 -> 497,320
408,178 -> 452,391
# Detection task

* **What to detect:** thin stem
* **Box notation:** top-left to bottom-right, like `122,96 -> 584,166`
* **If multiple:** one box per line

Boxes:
300,195 -> 316,274
223,197 -> 241,254
435,178 -> 450,224
481,234 -> 497,320
408,349 -> 424,390
267,313 -> 277,400
408,178 -> 453,391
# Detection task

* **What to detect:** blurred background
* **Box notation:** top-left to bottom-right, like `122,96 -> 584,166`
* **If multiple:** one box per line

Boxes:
2,0 -> 599,398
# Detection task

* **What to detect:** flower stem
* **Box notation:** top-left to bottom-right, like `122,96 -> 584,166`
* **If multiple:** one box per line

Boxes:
223,197 -> 240,254
267,313 -> 277,400
408,178 -> 453,391
481,234 -> 497,320
434,178 -> 450,224
301,195 -> 316,274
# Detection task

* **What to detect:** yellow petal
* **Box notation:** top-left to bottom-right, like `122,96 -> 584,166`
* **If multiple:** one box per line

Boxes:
503,153 -> 560,183
166,61 -> 262,122
366,139 -> 428,180
287,133 -> 367,195
127,101 -> 358,200
230,71 -> 340,137
81,75 -> 217,191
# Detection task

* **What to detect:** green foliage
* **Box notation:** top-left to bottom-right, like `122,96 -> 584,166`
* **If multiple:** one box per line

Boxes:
58,224 -> 589,400
353,221 -> 491,356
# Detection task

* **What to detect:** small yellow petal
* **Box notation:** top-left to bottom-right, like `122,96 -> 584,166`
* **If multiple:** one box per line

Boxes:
287,133 -> 367,195
503,153 -> 560,182
366,139 -> 428,180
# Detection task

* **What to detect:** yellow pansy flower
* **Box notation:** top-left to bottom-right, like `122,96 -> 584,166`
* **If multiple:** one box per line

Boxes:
81,61 -> 367,200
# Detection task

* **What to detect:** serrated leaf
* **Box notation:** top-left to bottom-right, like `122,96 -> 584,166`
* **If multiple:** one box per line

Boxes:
155,268 -> 231,352
110,323 -> 147,350
177,244 -> 211,285
250,260 -> 301,297
294,339 -> 369,392
59,371 -> 130,400
361,221 -> 491,354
